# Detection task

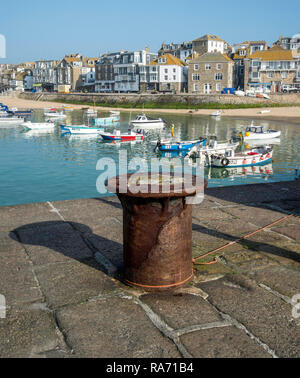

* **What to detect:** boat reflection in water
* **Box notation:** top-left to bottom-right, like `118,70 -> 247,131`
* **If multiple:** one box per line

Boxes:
206,163 -> 274,180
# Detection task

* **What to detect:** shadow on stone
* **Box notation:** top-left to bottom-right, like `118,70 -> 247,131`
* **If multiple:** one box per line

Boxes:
10,221 -> 124,277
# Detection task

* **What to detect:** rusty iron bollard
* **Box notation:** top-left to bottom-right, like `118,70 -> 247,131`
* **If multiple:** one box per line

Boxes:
106,173 -> 207,292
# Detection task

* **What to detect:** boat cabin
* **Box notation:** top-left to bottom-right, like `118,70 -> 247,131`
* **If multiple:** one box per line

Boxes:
246,126 -> 264,134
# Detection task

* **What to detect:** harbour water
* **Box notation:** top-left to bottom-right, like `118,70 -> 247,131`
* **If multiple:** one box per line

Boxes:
0,109 -> 299,207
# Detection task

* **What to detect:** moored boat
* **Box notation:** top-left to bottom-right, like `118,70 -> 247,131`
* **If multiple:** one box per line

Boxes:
99,130 -> 144,141
154,137 -> 207,152
240,125 -> 281,140
187,137 -> 239,159
206,146 -> 273,168
44,111 -> 66,118
130,114 -> 165,128
23,121 -> 55,130
92,116 -> 119,126
210,110 -> 222,117
0,117 -> 25,127
60,125 -> 104,135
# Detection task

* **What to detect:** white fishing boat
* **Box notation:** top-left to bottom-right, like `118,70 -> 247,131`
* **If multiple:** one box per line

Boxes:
0,117 -> 24,127
206,146 -> 273,168
23,121 -> 55,130
130,114 -> 165,128
187,137 -> 239,159
240,125 -> 281,140
44,111 -> 66,118
60,125 -> 104,135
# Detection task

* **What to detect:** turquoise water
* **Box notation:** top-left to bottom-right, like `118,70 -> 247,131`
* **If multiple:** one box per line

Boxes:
0,109 -> 299,207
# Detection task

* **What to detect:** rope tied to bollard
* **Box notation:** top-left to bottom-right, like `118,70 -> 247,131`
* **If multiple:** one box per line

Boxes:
193,213 -> 296,266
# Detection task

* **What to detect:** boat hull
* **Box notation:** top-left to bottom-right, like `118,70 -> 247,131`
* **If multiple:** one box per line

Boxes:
131,121 -> 165,128
244,131 -> 281,140
100,133 -> 144,141
60,125 -> 104,134
159,139 -> 207,152
211,151 -> 273,168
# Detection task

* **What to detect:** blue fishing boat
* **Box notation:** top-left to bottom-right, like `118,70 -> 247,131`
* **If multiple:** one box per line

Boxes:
92,116 -> 119,127
154,138 -> 207,152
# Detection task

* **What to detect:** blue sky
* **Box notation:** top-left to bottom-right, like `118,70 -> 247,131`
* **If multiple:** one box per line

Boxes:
1,0 -> 300,63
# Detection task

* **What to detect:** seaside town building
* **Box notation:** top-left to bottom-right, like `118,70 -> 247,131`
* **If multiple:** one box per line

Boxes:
139,53 -> 188,93
244,45 -> 300,93
113,49 -> 157,93
188,52 -> 234,94
95,52 -> 120,93
33,60 -> 59,92
232,41 -> 268,90
55,54 -> 97,92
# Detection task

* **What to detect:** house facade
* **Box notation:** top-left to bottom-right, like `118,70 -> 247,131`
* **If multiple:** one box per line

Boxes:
244,46 -> 300,92
158,41 -> 193,63
192,35 -> 229,56
113,49 -> 157,92
95,52 -> 119,92
139,53 -> 187,93
232,41 -> 268,90
33,60 -> 59,92
188,52 -> 234,94
55,54 -> 97,92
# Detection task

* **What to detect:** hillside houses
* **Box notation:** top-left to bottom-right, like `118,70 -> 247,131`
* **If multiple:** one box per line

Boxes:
1,32 -> 300,95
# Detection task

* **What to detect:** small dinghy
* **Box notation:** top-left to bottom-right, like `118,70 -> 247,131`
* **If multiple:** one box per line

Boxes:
240,125 -> 281,140
110,110 -> 120,116
210,110 -> 222,117
60,125 -> 104,135
99,130 -> 144,141
23,121 -> 55,130
0,117 -> 25,127
44,111 -> 66,118
154,137 -> 207,152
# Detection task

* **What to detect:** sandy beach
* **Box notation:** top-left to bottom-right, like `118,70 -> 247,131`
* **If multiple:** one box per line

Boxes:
1,95 -> 300,124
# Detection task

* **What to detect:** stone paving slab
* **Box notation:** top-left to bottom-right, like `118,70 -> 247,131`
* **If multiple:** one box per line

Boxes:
0,305 -> 62,358
180,326 -> 272,358
0,202 -> 61,231
248,266 -> 300,298
198,275 -> 300,358
140,294 -> 222,330
34,259 -> 120,308
56,297 -> 181,358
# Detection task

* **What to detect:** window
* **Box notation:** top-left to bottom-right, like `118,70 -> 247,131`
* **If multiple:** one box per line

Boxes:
173,68 -> 176,73
204,83 -> 212,94
268,72 -> 273,79
252,60 -> 260,67
217,63 -> 222,70
194,83 -> 199,91
215,73 -> 223,80
164,69 -> 168,74
216,83 -> 221,91
173,75 -> 176,80
282,72 -> 287,79
205,64 -> 211,70
252,71 -> 260,79
194,64 -> 199,70
192,74 -> 200,81
165,76 -> 168,81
